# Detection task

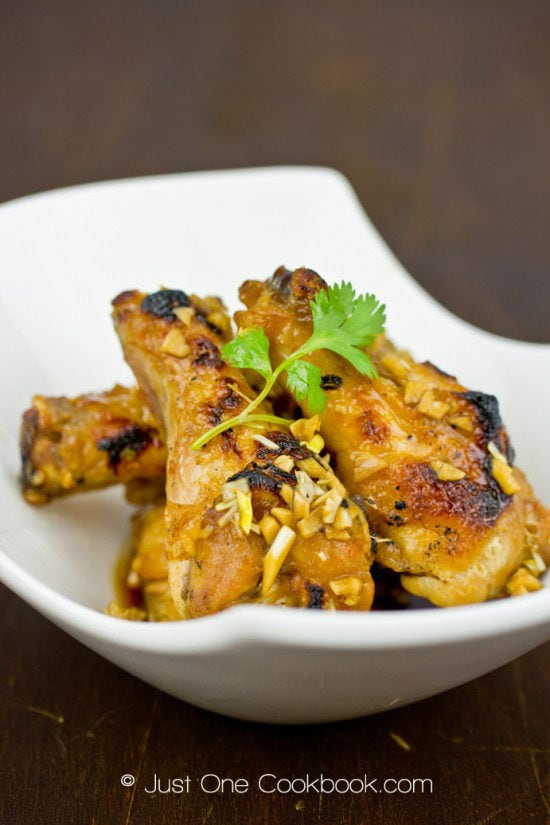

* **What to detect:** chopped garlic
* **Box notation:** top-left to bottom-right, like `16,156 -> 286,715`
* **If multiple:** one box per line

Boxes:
297,456 -> 324,478
222,477 -> 250,500
279,484 -> 294,507
290,416 -> 321,442
506,567 -> 543,596
430,459 -> 466,481
262,526 -> 296,594
206,311 -> 230,335
315,478 -> 331,490
235,489 -> 253,535
380,352 -> 409,380
448,415 -> 474,432
322,489 -> 343,524
295,470 -> 317,502
334,505 -> 353,530
488,441 -> 521,495
274,455 -> 295,473
215,500 -> 236,511
252,433 -> 280,451
293,490 -> 310,521
417,390 -> 450,420
329,576 -> 363,606
173,306 -> 195,326
332,477 -> 348,498
311,490 -> 331,509
161,328 -> 190,358
271,506 -> 295,527
523,551 -> 546,576
404,380 -> 428,406
296,509 -> 324,538
259,514 -> 280,545
306,433 -> 325,454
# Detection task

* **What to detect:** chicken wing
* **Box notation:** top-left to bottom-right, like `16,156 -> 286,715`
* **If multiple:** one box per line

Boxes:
20,385 -> 166,504
112,287 -> 375,617
235,267 -> 550,606
20,294 -> 233,506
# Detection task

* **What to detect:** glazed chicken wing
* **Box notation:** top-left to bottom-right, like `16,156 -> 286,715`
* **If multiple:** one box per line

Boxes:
112,287 -> 375,617
235,267 -> 550,606
20,385 -> 166,505
20,295 -> 233,506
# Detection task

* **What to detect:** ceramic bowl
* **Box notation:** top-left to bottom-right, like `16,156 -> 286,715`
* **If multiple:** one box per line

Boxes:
0,167 -> 548,723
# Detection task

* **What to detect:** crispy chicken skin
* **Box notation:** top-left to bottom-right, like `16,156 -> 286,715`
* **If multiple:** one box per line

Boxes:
235,267 -> 550,606
20,385 -> 166,505
112,288 -> 374,617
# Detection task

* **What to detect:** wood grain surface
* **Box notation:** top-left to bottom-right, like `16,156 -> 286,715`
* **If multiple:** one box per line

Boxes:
1,2 -> 549,824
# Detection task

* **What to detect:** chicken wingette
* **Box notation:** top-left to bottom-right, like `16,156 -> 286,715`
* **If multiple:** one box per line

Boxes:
20,385 -> 166,505
235,266 -> 550,606
19,294 -> 232,505
112,287 -> 375,617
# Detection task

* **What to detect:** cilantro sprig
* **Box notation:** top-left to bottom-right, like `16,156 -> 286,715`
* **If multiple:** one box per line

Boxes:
191,282 -> 386,450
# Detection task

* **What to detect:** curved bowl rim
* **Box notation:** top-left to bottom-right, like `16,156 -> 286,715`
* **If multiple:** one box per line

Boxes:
1,549 -> 548,655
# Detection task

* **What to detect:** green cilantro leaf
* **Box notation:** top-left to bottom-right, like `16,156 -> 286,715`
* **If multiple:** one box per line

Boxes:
317,339 -> 379,378
337,292 -> 386,348
286,359 -> 326,414
310,281 -> 356,333
221,329 -> 273,382
305,282 -> 386,375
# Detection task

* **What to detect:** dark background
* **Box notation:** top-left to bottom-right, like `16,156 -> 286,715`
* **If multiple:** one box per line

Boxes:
1,2 -> 549,823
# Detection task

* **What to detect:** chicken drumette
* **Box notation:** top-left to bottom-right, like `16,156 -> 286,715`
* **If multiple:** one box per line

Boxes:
235,267 -> 549,606
111,287 -> 375,616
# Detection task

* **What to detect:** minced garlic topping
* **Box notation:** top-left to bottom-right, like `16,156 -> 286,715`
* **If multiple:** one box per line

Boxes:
488,441 -> 521,495
429,459 -> 466,481
210,417 -> 370,597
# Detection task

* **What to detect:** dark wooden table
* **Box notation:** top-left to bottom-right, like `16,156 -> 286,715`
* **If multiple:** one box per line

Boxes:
1,3 -> 549,823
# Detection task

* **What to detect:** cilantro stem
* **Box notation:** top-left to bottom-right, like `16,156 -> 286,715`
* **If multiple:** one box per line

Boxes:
190,343 -> 326,450
191,411 -> 290,450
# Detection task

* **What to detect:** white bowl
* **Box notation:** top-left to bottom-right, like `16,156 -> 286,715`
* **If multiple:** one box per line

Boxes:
0,167 -> 548,724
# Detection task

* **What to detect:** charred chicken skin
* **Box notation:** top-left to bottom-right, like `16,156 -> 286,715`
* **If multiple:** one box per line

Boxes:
112,288 -> 375,617
235,267 -> 550,606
